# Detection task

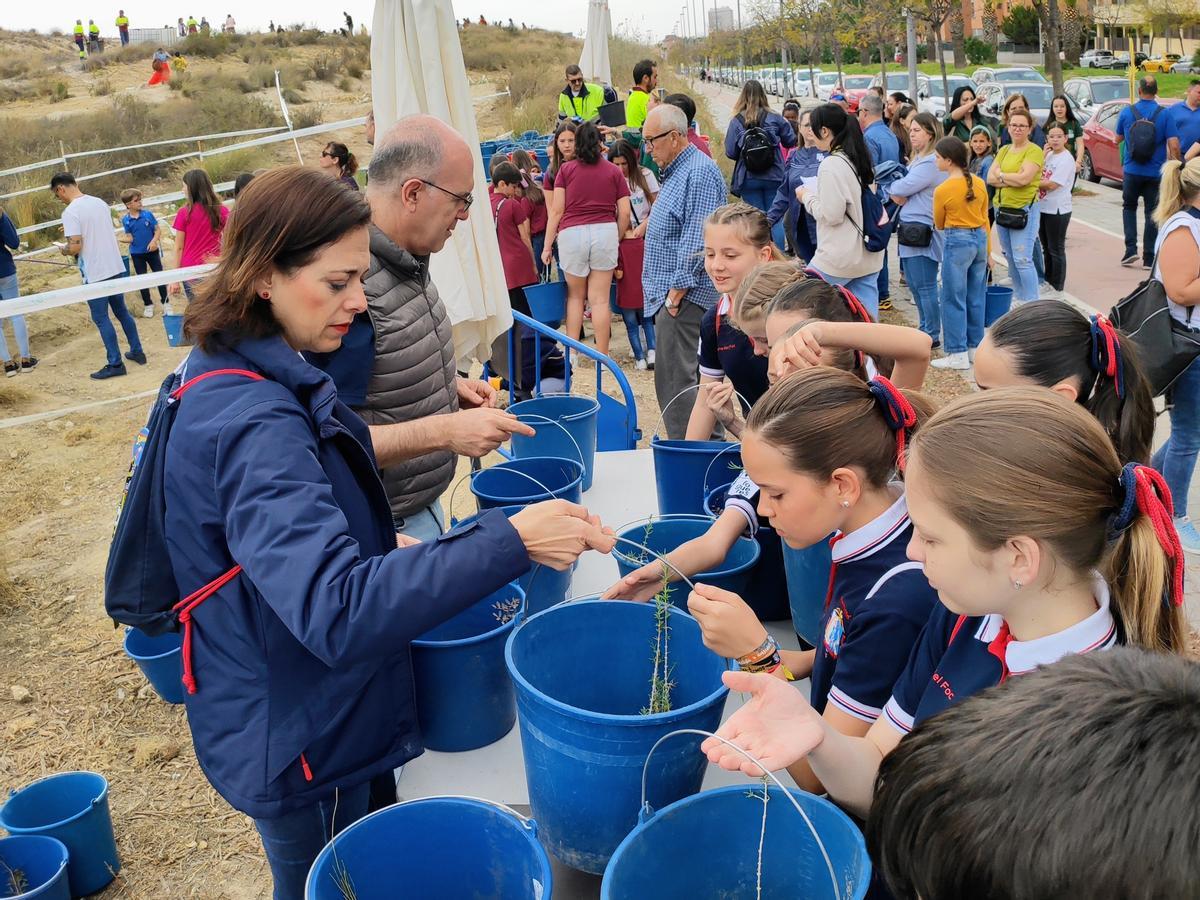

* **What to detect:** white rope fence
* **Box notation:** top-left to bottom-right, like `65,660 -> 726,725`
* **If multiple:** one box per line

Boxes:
0,265 -> 215,320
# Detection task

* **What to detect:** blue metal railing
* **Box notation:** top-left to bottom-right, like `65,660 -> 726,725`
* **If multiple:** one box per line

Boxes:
501,310 -> 641,452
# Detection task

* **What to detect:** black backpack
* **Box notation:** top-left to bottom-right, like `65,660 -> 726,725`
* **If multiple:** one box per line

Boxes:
738,115 -> 776,175
1128,105 -> 1163,165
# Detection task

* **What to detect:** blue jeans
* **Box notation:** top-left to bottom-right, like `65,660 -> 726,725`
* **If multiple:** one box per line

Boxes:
741,178 -> 787,250
939,228 -> 988,354
1123,172 -> 1160,265
808,268 -> 880,319
87,274 -> 143,367
253,782 -> 371,900
393,503 -> 445,541
877,247 -> 890,300
1152,357 -> 1200,519
0,273 -> 30,361
901,255 -> 941,342
997,201 -> 1041,302
619,307 -> 655,360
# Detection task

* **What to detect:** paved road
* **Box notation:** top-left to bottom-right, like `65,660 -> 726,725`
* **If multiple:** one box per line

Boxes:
694,77 -> 1200,626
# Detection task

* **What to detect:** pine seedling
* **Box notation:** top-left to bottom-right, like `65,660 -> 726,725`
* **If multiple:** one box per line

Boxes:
3,860 -> 29,896
641,564 -> 675,715
492,594 -> 522,624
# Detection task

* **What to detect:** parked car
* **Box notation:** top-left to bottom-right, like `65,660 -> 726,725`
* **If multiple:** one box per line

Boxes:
918,74 -> 979,117
1175,57 -> 1197,73
815,71 -> 842,100
1108,52 -> 1149,69
1081,49 -> 1117,69
1141,54 -> 1180,73
870,71 -> 918,103
1064,76 -> 1132,117
977,80 -> 1082,125
974,66 -> 1045,84
1080,97 -> 1178,184
842,74 -> 875,111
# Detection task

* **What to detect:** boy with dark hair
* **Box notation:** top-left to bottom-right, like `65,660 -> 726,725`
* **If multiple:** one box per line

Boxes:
868,647 -> 1200,900
119,188 -> 171,318
664,92 -> 712,158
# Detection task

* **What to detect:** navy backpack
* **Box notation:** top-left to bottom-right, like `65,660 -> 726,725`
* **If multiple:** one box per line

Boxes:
104,366 -> 262,691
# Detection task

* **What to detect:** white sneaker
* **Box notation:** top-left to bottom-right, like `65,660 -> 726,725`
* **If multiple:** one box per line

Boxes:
635,358 -> 648,371
646,349 -> 655,367
162,302 -> 174,317
968,347 -> 977,364
932,351 -> 971,370
142,306 -> 154,318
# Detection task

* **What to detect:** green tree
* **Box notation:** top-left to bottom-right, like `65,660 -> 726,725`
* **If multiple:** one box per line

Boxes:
1000,5 -> 1041,46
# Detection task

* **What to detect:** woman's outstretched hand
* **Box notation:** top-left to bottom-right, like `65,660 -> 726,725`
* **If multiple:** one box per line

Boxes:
510,500 -> 615,570
600,561 -> 669,602
701,670 -> 825,776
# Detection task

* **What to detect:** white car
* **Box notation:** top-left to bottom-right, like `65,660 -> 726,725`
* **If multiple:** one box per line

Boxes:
1080,49 -> 1117,68
918,74 -> 978,117
815,71 -> 842,100
977,80 -> 1081,126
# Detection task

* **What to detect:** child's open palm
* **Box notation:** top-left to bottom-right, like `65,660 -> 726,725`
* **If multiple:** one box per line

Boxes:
702,670 -> 825,776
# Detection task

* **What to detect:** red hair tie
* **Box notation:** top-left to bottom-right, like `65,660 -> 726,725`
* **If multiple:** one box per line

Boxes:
867,375 -> 918,472
1089,314 -> 1126,400
1113,464 -> 1185,608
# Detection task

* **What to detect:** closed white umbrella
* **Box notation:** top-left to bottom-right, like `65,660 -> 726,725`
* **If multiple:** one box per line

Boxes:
579,0 -> 612,86
371,0 -> 512,366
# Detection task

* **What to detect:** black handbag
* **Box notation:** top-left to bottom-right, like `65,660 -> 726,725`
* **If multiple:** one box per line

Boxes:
1109,246 -> 1200,396
896,221 -> 933,248
994,205 -> 1029,229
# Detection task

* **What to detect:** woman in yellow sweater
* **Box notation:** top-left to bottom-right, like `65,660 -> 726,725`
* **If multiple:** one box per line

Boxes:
932,136 -> 990,371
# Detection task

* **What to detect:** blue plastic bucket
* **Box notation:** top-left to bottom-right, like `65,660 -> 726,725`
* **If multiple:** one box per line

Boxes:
411,582 -> 524,752
453,507 -> 571,615
985,285 -> 1014,327
505,600 -> 729,873
651,438 -> 741,516
470,457 -> 584,509
0,772 -> 120,898
162,314 -> 189,347
305,796 -> 551,899
601,784 -> 871,899
508,395 -> 599,491
524,279 -> 567,327
123,627 -> 184,704
782,539 -> 834,646
612,516 -> 761,607
0,836 -> 70,900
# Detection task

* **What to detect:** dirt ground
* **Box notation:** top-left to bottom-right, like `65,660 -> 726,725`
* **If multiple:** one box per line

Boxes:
0,32 -> 985,899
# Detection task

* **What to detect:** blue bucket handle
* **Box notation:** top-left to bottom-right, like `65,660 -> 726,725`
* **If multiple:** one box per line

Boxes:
638,728 -> 842,900
701,444 -> 745,499
511,411 -> 585,469
445,459 -> 565,521
651,383 -> 752,439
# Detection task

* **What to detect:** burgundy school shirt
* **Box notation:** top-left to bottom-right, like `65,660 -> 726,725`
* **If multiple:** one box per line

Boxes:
491,191 -> 537,290
555,159 -> 631,231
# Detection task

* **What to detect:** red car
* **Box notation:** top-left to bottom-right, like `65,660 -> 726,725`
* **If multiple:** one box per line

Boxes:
841,75 -> 875,112
1081,98 -> 1178,184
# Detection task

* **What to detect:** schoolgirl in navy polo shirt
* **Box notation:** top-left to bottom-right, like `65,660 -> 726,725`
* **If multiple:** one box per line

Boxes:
703,388 -> 1188,820
973,300 -> 1156,463
687,367 -> 940,793
682,203 -> 780,441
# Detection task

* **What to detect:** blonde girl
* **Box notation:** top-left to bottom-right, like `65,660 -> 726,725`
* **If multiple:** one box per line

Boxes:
705,389 -> 1187,816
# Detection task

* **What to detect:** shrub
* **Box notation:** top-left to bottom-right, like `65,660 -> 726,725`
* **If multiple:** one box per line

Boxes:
965,37 -> 997,64
338,76 -> 354,92
1193,47 -> 1200,70
248,63 -> 277,88
291,105 -> 323,129
181,148 -> 269,186
311,53 -> 338,82
50,81 -> 69,103
281,88 -> 305,105
179,30 -> 234,58
91,77 -> 113,96
345,61 -> 364,79
843,47 -> 861,65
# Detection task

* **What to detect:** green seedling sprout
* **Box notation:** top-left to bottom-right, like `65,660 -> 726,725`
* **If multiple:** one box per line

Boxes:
642,563 -> 676,715
3,860 -> 29,896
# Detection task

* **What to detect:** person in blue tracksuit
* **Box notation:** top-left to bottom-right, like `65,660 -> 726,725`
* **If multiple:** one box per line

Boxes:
162,168 -> 614,900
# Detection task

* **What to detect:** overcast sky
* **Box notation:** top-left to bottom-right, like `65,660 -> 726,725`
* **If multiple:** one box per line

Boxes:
16,1 -> 700,43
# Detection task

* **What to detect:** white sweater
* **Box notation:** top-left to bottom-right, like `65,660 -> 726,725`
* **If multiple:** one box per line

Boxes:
804,152 -> 884,278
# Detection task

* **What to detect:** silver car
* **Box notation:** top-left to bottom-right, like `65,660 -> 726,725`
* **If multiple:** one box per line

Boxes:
977,80 -> 1076,125
1064,76 -> 1131,117
974,66 -> 1046,84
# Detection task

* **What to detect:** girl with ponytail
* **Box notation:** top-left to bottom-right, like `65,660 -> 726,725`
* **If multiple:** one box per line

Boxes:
932,136 -> 989,371
683,367 -> 941,793
702,388 -> 1188,818
975,301 -> 1155,463
1149,157 -> 1200,552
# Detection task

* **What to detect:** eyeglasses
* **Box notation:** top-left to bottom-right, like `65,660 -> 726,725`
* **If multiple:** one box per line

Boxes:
419,178 -> 474,210
568,78 -> 583,86
643,129 -> 678,148
320,151 -> 334,158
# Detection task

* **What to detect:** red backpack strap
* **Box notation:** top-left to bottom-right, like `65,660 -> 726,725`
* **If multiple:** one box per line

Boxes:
170,367 -> 264,400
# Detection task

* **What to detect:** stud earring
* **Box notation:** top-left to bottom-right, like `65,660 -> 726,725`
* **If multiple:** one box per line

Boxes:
840,500 -> 850,508
260,291 -> 270,299
1012,580 -> 1023,590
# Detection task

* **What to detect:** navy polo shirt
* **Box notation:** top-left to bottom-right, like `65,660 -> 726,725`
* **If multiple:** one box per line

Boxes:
698,296 -> 770,408
1169,102 -> 1200,158
807,492 -> 938,721
883,574 -> 1118,734
723,472 -> 789,621
121,210 -> 159,255
305,313 -> 376,407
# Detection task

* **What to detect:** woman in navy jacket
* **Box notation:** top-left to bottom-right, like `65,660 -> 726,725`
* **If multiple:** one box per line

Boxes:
768,107 -> 825,264
165,167 -> 614,899
725,79 -> 796,249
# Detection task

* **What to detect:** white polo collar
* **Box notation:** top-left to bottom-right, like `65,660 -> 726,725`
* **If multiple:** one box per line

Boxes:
831,488 -> 909,564
975,573 -> 1117,675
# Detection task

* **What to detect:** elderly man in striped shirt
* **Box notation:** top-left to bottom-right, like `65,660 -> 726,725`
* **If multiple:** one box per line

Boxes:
641,103 -> 728,438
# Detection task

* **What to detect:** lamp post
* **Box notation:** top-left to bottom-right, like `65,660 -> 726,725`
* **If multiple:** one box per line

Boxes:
736,0 -> 744,83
